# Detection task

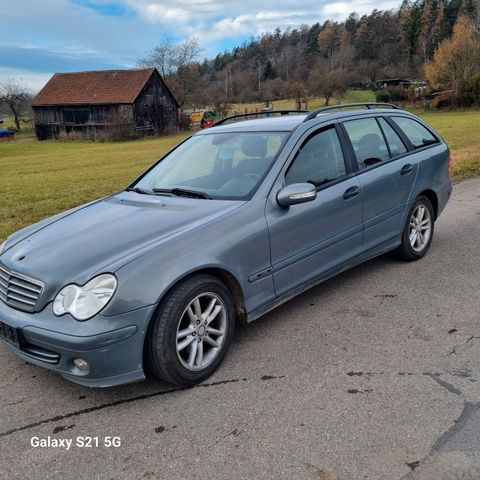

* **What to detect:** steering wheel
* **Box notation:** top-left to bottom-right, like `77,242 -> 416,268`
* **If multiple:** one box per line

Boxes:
240,173 -> 261,182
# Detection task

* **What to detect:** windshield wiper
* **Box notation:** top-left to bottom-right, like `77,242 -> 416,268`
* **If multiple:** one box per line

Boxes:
152,188 -> 211,199
126,186 -> 153,195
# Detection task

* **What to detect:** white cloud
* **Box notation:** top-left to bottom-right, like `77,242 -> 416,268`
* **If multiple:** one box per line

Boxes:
127,0 -> 401,37
0,68 -> 53,94
121,0 -> 404,53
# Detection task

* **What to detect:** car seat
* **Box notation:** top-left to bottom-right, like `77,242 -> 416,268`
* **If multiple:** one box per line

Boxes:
357,133 -> 384,167
235,136 -> 268,175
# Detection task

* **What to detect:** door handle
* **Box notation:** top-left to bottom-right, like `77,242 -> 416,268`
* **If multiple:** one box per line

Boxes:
343,186 -> 360,200
401,164 -> 413,175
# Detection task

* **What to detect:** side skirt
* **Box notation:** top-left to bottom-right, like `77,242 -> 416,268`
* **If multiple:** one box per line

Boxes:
246,237 -> 400,323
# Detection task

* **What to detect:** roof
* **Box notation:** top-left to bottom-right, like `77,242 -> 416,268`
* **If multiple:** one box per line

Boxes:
32,68 -> 173,106
198,107 -> 412,134
198,114 -> 308,133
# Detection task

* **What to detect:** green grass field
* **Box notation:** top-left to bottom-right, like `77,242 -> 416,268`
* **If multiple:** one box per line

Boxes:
1,95 -> 479,241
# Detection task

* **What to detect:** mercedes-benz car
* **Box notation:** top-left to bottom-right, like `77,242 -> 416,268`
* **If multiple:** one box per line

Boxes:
0,103 -> 452,387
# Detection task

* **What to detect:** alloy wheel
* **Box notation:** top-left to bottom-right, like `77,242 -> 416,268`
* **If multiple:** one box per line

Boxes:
409,203 -> 432,252
176,293 -> 227,371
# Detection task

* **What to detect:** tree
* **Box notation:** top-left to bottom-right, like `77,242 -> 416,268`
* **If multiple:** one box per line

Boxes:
425,16 -> 480,95
309,58 -> 352,106
0,79 -> 31,131
345,12 -> 359,40
402,1 -> 424,72
460,0 -> 480,30
306,23 -> 321,59
460,74 -> 480,106
318,22 -> 339,63
286,81 -> 309,110
354,17 -> 376,60
139,37 -> 203,107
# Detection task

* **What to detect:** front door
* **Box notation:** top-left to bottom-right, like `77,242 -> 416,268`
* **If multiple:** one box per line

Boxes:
265,125 -> 363,297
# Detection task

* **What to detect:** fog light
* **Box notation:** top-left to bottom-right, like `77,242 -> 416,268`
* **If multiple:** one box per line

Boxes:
73,358 -> 89,370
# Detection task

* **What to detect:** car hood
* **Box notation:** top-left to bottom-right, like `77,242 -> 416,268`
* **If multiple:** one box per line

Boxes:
1,191 -> 244,296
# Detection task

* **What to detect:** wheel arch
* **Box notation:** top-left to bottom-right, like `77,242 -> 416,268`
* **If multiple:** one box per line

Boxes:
151,266 -> 248,328
417,189 -> 439,220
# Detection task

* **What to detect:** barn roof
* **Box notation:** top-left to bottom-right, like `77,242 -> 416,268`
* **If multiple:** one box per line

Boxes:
32,68 -> 175,106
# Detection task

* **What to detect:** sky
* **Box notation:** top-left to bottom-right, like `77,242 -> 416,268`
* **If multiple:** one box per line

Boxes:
0,0 -> 400,93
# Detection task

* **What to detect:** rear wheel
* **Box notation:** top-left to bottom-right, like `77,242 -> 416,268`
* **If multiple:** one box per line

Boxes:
394,196 -> 434,261
146,274 -> 235,386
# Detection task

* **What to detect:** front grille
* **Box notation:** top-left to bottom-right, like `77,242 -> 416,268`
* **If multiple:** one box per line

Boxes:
0,263 -> 44,312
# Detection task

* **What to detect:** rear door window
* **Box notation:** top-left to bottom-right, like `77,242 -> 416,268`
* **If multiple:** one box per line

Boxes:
390,116 -> 438,149
343,118 -> 390,170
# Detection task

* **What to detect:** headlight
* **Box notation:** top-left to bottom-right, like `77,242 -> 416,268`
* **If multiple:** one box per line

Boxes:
0,241 -> 6,256
53,274 -> 117,321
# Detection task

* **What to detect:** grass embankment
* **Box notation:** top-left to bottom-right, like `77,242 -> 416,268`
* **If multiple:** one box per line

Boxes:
0,93 -> 479,241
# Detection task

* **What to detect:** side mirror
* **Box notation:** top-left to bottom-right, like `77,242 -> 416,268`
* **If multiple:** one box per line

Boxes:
276,183 -> 317,208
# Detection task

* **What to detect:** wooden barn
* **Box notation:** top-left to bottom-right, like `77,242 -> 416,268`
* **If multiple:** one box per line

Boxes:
32,68 -> 179,140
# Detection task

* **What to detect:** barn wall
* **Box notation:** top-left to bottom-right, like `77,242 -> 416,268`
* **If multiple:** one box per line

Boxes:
133,73 -> 179,135
33,104 -> 134,140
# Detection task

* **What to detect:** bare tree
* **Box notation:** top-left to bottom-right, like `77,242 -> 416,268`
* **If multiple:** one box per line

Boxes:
139,37 -> 203,108
310,60 -> 352,106
286,81 -> 309,110
0,79 -> 31,131
142,39 -> 177,78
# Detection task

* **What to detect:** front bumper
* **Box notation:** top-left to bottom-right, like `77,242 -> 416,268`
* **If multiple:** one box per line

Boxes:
0,300 -> 157,387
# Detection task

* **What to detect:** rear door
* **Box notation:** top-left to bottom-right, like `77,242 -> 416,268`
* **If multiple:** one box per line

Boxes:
341,116 -> 418,251
265,124 -> 363,296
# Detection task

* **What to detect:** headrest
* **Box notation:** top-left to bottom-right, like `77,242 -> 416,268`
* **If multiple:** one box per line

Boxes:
358,134 -> 381,149
240,136 -> 267,158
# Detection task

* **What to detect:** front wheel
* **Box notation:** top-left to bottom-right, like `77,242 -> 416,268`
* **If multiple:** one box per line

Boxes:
394,196 -> 434,261
145,274 -> 235,386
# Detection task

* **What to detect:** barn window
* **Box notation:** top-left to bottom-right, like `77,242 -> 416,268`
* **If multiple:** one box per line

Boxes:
63,109 -> 90,124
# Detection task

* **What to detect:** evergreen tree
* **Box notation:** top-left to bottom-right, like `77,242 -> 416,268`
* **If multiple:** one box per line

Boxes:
402,1 -> 424,65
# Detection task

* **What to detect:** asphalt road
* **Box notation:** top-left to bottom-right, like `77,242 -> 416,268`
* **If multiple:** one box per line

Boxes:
1,178 -> 479,480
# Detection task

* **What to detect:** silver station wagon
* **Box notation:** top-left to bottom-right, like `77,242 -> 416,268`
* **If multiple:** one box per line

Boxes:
0,103 -> 452,387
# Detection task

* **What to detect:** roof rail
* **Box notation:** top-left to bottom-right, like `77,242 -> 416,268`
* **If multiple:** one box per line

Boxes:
212,110 -> 309,127
303,102 -> 400,122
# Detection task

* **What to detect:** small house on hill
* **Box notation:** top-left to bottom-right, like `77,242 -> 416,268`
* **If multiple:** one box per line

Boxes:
32,68 -> 179,140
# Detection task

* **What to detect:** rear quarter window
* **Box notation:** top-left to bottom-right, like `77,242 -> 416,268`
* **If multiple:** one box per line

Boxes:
377,118 -> 407,157
390,116 -> 439,149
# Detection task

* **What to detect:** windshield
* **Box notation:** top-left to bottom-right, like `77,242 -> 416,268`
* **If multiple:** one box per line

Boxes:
133,131 -> 289,200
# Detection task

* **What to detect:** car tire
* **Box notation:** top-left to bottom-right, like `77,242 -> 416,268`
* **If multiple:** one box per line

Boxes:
394,195 -> 435,261
145,274 -> 235,386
